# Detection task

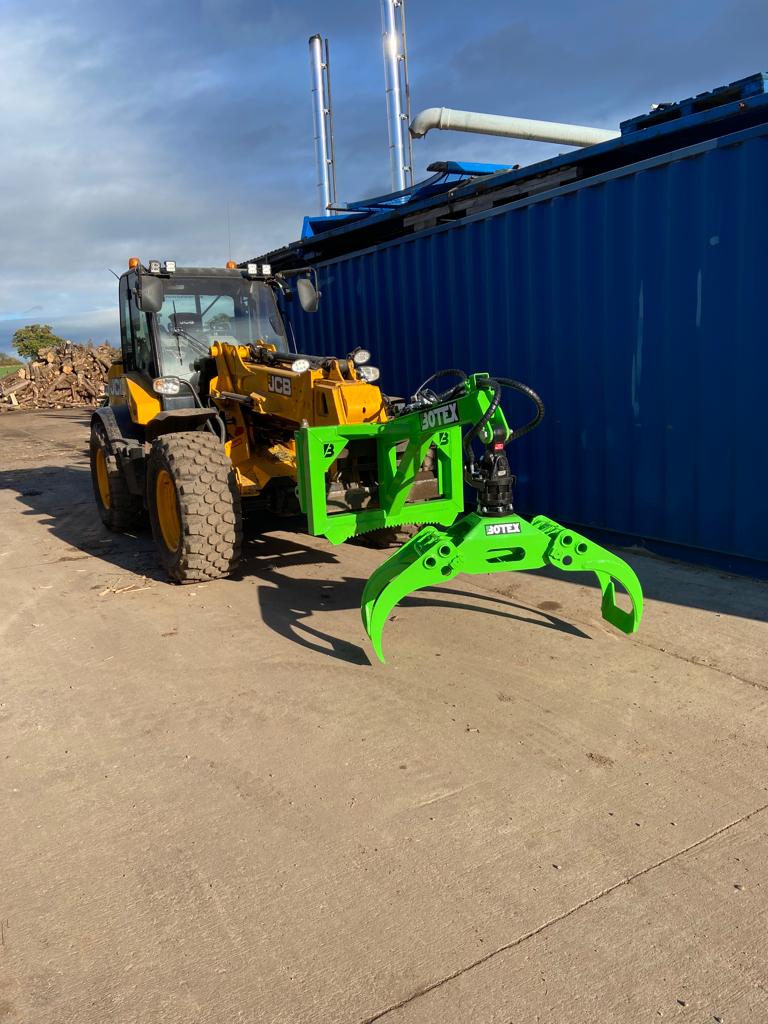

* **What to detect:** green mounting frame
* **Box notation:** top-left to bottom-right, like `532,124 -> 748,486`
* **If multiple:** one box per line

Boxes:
295,419 -> 463,544
295,374 -> 505,544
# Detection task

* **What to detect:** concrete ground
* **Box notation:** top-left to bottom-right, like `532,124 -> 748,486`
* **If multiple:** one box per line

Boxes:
1,408 -> 767,1024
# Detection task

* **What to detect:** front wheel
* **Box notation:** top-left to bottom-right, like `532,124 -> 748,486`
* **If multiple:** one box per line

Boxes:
147,431 -> 242,583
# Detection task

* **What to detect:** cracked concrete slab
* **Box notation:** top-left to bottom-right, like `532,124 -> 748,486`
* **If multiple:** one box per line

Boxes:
372,808 -> 768,1023
1,409 -> 766,1024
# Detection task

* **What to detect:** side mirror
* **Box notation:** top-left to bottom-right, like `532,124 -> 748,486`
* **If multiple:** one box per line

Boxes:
136,273 -> 164,313
297,277 -> 320,313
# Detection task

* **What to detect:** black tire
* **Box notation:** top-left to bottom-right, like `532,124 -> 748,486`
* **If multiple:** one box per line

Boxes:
146,431 -> 242,583
89,421 -> 144,532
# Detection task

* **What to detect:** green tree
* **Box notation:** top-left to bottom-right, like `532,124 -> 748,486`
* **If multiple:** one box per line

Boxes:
12,324 -> 69,360
0,352 -> 23,366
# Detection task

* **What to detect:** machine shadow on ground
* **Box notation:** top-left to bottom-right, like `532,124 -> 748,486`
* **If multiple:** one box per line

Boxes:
0,463 -> 163,577
1,463 -> 593,664
2,410 -> 766,626
3,463 -> 766,633
239,533 -> 590,666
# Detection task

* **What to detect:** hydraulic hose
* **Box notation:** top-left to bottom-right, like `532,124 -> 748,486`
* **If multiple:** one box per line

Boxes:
404,369 -> 545,480
463,377 -> 502,478
414,368 -> 468,404
463,377 -> 545,484
494,377 -> 545,440
462,377 -> 501,454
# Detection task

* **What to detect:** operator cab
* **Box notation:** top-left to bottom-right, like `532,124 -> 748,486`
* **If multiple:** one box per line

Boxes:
118,262 -> 290,400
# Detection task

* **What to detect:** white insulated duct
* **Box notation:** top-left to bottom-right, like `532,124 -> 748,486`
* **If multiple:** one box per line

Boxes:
410,107 -> 619,148
309,34 -> 337,215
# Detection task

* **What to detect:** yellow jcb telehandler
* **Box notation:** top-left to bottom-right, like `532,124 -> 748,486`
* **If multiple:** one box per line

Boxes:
90,258 -> 642,660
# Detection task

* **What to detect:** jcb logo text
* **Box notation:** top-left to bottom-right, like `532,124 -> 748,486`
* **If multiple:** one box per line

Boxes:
268,374 -> 292,397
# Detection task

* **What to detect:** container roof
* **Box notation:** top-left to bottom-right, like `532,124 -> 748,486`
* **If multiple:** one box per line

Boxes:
247,72 -> 768,270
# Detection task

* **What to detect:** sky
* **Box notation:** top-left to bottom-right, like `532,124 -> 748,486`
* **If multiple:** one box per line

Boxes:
1,0 -> 766,353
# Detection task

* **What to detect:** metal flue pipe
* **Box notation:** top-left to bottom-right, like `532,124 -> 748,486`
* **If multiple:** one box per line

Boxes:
410,107 -> 620,148
309,34 -> 338,215
380,0 -> 414,192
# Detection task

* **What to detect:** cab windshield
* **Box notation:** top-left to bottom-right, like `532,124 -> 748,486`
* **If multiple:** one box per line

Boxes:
155,276 -> 288,378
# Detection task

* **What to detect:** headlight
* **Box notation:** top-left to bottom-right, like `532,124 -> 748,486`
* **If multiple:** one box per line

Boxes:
357,365 -> 380,382
291,358 -> 310,373
163,260 -> 176,273
351,348 -> 371,365
148,260 -> 161,274
246,262 -> 271,277
153,376 -> 182,395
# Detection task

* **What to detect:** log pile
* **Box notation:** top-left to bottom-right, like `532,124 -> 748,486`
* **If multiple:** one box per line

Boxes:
0,343 -> 119,409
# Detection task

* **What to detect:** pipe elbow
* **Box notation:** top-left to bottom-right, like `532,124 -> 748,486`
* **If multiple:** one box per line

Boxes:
409,106 -> 619,148
409,107 -> 445,139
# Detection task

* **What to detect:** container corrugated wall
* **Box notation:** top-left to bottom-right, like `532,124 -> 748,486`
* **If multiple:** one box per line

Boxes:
287,124 -> 768,574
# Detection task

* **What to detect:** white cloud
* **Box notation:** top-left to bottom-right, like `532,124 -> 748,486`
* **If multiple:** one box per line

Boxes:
0,4 -> 312,335
1,0 -> 766,354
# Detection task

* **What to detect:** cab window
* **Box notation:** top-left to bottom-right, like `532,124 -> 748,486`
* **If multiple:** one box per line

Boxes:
130,294 -> 154,376
119,276 -> 134,369
155,278 -> 288,380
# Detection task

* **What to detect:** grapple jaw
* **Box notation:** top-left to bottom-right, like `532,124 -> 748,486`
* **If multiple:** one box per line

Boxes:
361,513 -> 643,662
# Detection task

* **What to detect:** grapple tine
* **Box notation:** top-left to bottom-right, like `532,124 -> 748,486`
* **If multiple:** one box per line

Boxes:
361,527 -> 450,661
364,559 -> 448,663
597,574 -> 642,634
361,535 -> 421,636
533,516 -> 644,634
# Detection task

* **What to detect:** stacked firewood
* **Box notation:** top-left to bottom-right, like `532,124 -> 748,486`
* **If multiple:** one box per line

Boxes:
0,343 -> 119,409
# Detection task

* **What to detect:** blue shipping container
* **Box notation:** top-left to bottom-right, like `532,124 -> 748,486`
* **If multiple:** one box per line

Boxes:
260,77 -> 768,576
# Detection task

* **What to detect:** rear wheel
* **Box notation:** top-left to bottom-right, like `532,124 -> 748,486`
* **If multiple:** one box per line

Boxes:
147,431 -> 242,583
89,421 -> 144,531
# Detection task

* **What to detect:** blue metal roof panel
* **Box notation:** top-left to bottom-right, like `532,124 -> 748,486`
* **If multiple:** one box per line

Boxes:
620,71 -> 768,134
255,73 -> 768,269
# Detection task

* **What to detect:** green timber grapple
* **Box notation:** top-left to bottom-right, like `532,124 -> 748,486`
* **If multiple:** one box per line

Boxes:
297,369 -> 643,661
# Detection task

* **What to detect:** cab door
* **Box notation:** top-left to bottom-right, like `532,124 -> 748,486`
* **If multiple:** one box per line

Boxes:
120,271 -> 157,378
118,273 -> 134,370
115,272 -> 162,425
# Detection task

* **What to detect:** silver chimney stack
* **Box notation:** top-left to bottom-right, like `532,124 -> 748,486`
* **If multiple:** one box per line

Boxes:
380,0 -> 414,193
309,34 -> 337,215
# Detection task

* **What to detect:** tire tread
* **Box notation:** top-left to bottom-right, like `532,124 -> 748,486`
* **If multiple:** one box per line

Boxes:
147,431 -> 242,582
